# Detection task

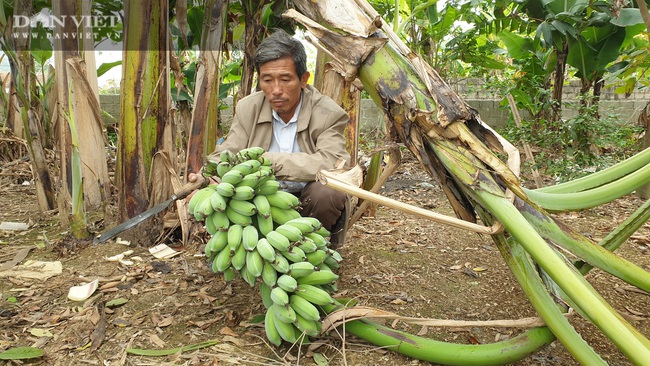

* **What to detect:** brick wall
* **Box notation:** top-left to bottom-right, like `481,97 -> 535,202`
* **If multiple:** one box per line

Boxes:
99,79 -> 649,131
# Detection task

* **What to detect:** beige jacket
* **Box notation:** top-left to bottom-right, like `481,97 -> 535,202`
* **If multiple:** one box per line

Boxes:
209,85 -> 350,182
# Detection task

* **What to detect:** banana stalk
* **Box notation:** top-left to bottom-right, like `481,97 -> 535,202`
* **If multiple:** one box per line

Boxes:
577,198 -> 650,275
492,235 -> 606,365
535,147 -> 650,194
286,1 -> 650,364
321,304 -> 555,366
517,200 -> 650,292
524,162 -> 650,211
432,141 -> 650,357
65,87 -> 89,239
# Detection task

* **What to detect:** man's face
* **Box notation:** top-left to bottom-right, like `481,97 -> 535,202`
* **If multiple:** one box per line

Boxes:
258,56 -> 310,123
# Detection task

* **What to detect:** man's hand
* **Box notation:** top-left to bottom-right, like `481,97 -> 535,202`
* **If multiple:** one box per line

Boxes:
186,172 -> 220,202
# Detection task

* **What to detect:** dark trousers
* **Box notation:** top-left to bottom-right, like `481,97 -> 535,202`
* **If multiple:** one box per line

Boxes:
298,182 -> 346,231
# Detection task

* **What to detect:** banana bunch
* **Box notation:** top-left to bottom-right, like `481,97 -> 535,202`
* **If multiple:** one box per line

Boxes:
188,147 -> 343,346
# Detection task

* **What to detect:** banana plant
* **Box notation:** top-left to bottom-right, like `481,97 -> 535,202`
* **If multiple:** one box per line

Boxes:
0,0 -> 55,212
184,0 -> 228,177
116,0 -> 172,244
286,1 -> 650,364
52,0 -> 110,219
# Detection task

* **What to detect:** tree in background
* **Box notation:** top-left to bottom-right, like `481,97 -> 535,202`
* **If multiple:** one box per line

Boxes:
52,0 -> 109,238
116,0 -> 172,244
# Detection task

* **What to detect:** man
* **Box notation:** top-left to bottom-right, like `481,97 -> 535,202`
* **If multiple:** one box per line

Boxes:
205,29 -> 350,241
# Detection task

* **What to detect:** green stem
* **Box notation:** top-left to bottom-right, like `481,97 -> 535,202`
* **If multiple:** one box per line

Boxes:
481,194 -> 650,363
322,304 -> 554,366
577,199 -> 650,274
516,199 -> 650,293
523,162 -> 650,212
535,147 -> 650,194
494,235 -> 607,365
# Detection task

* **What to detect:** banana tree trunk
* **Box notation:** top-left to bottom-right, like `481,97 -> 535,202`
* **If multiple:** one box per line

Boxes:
6,0 -> 55,212
117,0 -> 170,245
313,51 -> 361,166
286,1 -> 650,364
52,0 -> 109,232
185,0 -> 227,176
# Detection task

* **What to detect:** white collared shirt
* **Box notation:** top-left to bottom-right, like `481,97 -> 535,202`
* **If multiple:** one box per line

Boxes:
269,97 -> 302,154
269,95 -> 307,192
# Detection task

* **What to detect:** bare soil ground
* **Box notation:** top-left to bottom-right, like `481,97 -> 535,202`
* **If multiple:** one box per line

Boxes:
1,148 -> 649,366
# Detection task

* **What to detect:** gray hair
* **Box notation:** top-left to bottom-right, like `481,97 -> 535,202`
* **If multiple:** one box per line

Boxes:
254,29 -> 308,78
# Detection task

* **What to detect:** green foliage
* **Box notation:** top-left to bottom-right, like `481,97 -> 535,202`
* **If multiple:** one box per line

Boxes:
500,108 -> 642,182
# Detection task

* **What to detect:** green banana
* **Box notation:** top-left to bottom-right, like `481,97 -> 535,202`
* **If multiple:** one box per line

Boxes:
270,206 -> 301,225
272,305 -> 299,343
205,213 -> 218,235
227,224 -> 243,253
282,246 -> 307,263
289,294 -> 321,322
202,160 -> 220,177
228,199 -> 257,216
256,238 -> 277,262
237,147 -> 265,161
270,286 -> 290,307
296,238 -> 318,253
242,225 -> 259,251
305,232 -> 329,250
216,161 -> 232,178
253,195 -> 272,219
213,247 -> 232,272
264,305 -> 283,346
240,264 -> 257,287
257,179 -> 280,195
231,243 -> 247,270
327,248 -> 343,262
314,226 -> 331,238
296,270 -> 339,286
220,150 -> 236,164
209,190 -> 228,212
188,187 -> 214,216
306,249 -> 328,266
275,224 -> 304,242
256,213 -> 274,236
194,194 -> 215,221
205,230 -> 228,258
266,191 -> 301,210
266,230 -> 291,252
294,312 -> 321,337
231,186 -> 256,201
216,182 -> 236,197
295,284 -> 335,306
245,249 -> 264,277
222,268 -> 237,282
258,156 -> 272,166
261,261 -> 278,287
277,274 -> 299,292
238,172 -> 261,188
225,206 -> 253,226
288,261 -> 318,278
272,303 -> 297,324
221,169 -> 244,185
231,160 -> 261,175
285,217 -> 321,234
323,255 -> 340,269
209,210 -> 230,231
260,282 -> 274,309
271,252 -> 290,274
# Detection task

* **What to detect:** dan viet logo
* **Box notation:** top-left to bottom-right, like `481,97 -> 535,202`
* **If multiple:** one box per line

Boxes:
12,10 -> 120,42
